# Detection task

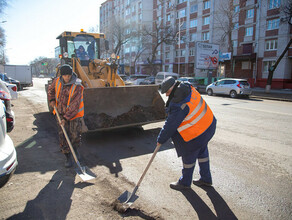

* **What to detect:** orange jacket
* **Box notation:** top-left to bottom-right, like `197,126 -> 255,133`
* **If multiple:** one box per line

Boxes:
53,77 -> 84,120
177,87 -> 214,142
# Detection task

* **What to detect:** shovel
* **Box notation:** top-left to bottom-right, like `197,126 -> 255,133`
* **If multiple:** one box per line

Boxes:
54,106 -> 96,182
116,143 -> 162,212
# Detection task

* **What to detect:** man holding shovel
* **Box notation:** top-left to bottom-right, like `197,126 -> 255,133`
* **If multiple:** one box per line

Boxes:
157,77 -> 216,190
48,64 -> 84,168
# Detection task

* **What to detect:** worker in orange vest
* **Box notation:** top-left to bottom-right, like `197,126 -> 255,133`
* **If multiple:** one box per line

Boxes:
48,64 -> 84,168
157,77 -> 216,190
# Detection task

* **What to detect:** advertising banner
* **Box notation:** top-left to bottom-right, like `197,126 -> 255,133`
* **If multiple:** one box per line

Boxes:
195,42 -> 219,69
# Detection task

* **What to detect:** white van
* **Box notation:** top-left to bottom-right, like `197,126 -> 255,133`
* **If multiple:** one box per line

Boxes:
155,72 -> 179,85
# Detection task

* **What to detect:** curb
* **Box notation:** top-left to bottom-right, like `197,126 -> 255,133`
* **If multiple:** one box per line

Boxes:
250,95 -> 292,102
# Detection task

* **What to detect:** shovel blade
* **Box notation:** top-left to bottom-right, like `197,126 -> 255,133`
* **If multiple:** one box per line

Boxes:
117,190 -> 139,206
75,166 -> 96,182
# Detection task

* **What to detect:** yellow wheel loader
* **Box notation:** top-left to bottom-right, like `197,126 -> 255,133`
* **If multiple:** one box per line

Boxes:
46,30 -> 165,132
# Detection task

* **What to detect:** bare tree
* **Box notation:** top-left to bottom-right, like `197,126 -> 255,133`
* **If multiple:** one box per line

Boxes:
266,0 -> 292,92
0,0 -> 8,64
214,0 -> 241,77
142,21 -> 177,75
104,16 -> 137,56
30,57 -> 59,76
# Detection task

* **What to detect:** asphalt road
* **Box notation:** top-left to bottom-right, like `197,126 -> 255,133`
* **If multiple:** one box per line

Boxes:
0,78 -> 291,220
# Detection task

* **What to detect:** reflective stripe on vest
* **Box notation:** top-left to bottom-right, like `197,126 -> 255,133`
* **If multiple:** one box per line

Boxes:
53,77 -> 84,120
177,87 -> 214,142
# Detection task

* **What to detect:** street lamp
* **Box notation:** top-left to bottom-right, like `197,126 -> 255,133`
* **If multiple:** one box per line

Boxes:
177,17 -> 184,77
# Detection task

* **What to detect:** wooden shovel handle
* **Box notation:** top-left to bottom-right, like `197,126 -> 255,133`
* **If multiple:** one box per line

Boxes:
53,106 -> 79,164
136,143 -> 162,187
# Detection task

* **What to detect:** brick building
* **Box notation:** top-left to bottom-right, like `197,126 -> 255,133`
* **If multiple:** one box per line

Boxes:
100,0 -> 291,88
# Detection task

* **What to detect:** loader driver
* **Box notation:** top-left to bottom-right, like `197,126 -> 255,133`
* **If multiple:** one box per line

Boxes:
157,77 -> 217,190
48,64 -> 84,168
76,45 -> 89,60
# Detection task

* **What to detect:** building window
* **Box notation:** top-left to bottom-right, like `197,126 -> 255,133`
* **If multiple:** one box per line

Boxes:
263,60 -> 276,72
204,1 -> 210,9
177,0 -> 187,4
167,14 -> 171,22
242,61 -> 251,70
176,49 -> 185,57
234,5 -> 239,13
158,16 -> 161,23
190,4 -> 198,13
165,65 -> 169,72
126,8 -> 130,15
189,48 -> 195,56
247,9 -> 254,18
267,18 -> 280,30
177,9 -> 186,18
232,40 -> 238,48
202,32 -> 209,41
190,33 -> 197,42
190,19 -> 197,28
245,27 -> 253,36
139,2 -> 142,9
203,16 -> 210,25
269,0 -> 281,9
165,52 -> 170,59
265,40 -> 278,50
181,49 -> 185,56
233,22 -> 239,30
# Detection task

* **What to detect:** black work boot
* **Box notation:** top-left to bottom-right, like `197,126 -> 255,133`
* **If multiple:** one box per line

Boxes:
64,153 -> 73,168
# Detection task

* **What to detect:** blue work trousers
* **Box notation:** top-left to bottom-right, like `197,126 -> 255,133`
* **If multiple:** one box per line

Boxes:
179,145 -> 212,186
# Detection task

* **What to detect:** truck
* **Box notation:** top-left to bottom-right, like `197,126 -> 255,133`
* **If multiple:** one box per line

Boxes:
4,65 -> 33,88
46,30 -> 165,132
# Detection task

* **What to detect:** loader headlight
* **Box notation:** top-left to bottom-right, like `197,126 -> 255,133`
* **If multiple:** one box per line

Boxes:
63,52 -> 69,58
110,53 -> 116,59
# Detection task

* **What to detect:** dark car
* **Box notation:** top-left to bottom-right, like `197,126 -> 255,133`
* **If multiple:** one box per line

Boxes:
0,81 -> 15,132
140,76 -> 155,85
8,77 -> 22,91
178,77 -> 199,89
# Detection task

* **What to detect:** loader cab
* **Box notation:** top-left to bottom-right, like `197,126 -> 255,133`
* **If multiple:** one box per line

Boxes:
57,31 -> 108,66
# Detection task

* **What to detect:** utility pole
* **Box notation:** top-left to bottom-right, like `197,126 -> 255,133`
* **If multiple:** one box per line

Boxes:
178,17 -> 184,77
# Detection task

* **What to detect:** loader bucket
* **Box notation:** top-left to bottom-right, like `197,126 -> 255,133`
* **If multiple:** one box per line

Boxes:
83,85 -> 166,132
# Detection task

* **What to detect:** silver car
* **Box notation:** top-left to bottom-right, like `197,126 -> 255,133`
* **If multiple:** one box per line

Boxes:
206,78 -> 252,98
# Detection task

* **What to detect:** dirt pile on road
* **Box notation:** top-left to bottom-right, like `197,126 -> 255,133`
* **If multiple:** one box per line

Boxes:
84,105 -> 166,130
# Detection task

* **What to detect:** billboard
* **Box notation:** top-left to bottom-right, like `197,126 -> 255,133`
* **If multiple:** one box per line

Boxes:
195,42 -> 219,69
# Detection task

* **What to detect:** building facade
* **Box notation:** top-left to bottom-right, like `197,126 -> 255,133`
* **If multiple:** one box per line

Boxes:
100,0 -> 292,88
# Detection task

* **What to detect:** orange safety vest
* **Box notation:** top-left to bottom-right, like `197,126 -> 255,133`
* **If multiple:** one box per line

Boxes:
177,86 -> 214,142
53,77 -> 84,120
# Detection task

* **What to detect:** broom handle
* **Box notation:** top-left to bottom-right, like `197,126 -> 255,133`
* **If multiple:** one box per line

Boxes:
54,106 -> 79,164
136,143 -> 162,187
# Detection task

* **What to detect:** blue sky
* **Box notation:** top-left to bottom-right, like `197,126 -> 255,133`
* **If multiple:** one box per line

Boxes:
2,0 -> 103,65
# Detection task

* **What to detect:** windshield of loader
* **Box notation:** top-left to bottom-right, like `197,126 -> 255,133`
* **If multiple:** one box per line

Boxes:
70,35 -> 98,60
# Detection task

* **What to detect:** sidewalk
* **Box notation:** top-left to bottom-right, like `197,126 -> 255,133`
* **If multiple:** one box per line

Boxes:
251,87 -> 292,102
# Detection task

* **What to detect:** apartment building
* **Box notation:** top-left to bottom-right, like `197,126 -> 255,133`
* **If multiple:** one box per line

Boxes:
100,0 -> 153,74
100,0 -> 291,88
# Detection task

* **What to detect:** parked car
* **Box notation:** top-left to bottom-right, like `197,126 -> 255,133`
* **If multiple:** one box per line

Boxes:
0,80 -> 18,100
140,76 -> 155,85
8,77 -> 22,91
155,72 -> 179,85
206,78 -> 252,98
128,74 -> 150,85
178,77 -> 199,89
0,73 -> 11,84
0,80 -> 15,132
0,100 -> 17,188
